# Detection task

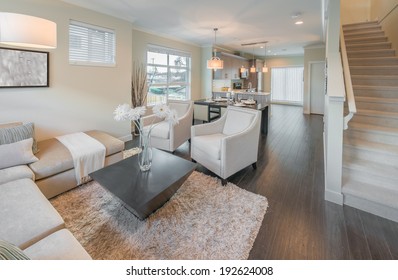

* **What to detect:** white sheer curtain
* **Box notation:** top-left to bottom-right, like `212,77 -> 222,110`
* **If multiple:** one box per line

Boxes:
271,66 -> 304,105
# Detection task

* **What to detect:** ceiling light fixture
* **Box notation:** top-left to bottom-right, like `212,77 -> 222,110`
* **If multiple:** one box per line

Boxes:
0,12 -> 57,49
262,43 -> 268,73
291,12 -> 303,25
207,28 -> 223,70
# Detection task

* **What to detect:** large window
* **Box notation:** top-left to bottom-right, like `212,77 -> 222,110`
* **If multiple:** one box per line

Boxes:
69,20 -> 115,66
271,66 -> 304,105
146,45 -> 191,104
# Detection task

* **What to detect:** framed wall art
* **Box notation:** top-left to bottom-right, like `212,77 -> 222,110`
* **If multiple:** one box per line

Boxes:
0,47 -> 49,88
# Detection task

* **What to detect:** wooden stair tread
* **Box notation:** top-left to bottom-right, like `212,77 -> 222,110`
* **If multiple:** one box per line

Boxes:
343,21 -> 379,28
355,97 -> 398,105
350,65 -> 398,70
344,30 -> 385,37
352,74 -> 398,79
344,136 -> 398,156
344,155 -> 398,178
348,122 -> 398,135
353,85 -> 398,90
342,179 -> 398,209
347,49 -> 395,57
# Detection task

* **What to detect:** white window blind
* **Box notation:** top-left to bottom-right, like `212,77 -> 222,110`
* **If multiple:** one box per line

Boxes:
69,20 -> 115,66
271,66 -> 304,105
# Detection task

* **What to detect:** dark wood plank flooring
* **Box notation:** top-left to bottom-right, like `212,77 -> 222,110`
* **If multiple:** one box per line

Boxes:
126,104 -> 398,259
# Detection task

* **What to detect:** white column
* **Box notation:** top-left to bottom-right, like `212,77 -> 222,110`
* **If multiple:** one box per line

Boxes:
324,0 -> 345,204
201,46 -> 213,99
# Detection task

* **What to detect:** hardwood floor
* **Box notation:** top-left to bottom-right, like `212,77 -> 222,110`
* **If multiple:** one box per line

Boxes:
127,104 -> 398,259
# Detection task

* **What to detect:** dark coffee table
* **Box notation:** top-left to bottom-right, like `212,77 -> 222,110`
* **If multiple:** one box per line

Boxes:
90,148 -> 196,220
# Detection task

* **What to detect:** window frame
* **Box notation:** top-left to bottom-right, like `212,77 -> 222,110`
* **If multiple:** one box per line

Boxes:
146,45 -> 192,105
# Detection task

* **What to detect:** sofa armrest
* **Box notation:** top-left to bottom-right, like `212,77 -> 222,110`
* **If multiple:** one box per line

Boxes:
141,114 -> 163,128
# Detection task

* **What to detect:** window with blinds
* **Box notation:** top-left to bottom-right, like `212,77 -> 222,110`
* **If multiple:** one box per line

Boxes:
69,20 -> 115,66
271,66 -> 304,105
146,45 -> 191,104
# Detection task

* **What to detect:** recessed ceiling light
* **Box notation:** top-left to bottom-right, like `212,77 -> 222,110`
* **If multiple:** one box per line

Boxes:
295,20 -> 304,25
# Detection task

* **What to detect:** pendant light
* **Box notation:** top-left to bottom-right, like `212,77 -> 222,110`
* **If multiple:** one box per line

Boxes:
262,43 -> 268,73
240,49 -> 246,73
0,12 -> 57,49
207,28 -> 223,70
250,45 -> 256,73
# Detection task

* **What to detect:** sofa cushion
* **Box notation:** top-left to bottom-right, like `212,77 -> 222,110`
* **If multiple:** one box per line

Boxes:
147,121 -> 170,139
0,165 -> 35,185
29,138 -> 73,180
0,138 -> 38,169
0,122 -> 38,154
0,179 -> 65,250
24,229 -> 91,260
0,240 -> 30,260
192,133 -> 225,160
85,130 -> 124,156
29,130 -> 124,180
223,109 -> 254,135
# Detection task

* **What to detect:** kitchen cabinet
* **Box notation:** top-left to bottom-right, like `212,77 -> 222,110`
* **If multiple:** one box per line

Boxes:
213,52 -> 248,80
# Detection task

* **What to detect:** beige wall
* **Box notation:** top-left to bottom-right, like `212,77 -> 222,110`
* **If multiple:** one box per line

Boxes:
263,55 -> 304,93
0,0 -> 133,141
1,0 -> 204,141
341,0 -> 371,24
371,0 -> 398,50
303,46 -> 326,114
130,29 -> 202,101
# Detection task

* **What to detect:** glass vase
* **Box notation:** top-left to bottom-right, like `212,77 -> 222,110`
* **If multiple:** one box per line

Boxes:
138,131 -> 152,172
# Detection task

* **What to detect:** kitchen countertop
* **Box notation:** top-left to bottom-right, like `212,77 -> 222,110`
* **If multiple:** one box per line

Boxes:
213,91 -> 271,96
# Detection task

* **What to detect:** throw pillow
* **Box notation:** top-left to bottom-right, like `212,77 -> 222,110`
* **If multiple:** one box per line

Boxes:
0,138 -> 38,169
0,122 -> 38,154
0,240 -> 30,260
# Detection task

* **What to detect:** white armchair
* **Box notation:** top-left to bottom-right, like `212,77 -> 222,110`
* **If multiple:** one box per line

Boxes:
191,106 -> 261,185
142,100 -> 193,152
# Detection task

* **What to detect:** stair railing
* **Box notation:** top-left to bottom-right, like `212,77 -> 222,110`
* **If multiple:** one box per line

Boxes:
340,26 -> 357,130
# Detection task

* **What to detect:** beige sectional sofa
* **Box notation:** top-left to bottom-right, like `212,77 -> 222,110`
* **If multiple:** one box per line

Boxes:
0,124 -> 125,260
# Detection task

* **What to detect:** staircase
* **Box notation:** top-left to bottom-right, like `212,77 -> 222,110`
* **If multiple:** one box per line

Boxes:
342,21 -> 398,222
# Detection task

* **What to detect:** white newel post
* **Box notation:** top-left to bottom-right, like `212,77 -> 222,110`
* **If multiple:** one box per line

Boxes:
324,0 -> 345,205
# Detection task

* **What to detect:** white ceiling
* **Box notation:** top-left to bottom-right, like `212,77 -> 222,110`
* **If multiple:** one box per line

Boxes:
62,0 -> 325,57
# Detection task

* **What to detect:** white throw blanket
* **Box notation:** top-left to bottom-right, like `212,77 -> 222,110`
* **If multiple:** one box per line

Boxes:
56,132 -> 106,185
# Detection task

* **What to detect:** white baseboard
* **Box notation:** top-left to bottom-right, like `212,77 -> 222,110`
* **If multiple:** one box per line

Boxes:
325,190 -> 344,205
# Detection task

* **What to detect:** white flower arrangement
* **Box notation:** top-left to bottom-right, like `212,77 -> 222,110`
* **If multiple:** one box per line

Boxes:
113,103 -> 179,135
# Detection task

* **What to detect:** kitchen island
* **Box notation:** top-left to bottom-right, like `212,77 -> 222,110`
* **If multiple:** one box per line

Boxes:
212,91 -> 271,107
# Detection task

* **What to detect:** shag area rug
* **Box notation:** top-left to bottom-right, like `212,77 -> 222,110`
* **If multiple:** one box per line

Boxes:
50,171 -> 268,260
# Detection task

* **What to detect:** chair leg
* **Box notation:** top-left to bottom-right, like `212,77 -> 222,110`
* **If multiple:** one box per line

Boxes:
252,162 -> 257,169
221,178 -> 227,186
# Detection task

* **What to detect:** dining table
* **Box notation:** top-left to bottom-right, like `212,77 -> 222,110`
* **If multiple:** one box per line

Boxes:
194,98 -> 269,135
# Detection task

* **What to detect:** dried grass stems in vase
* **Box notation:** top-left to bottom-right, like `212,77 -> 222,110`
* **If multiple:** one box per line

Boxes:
131,62 -> 149,136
